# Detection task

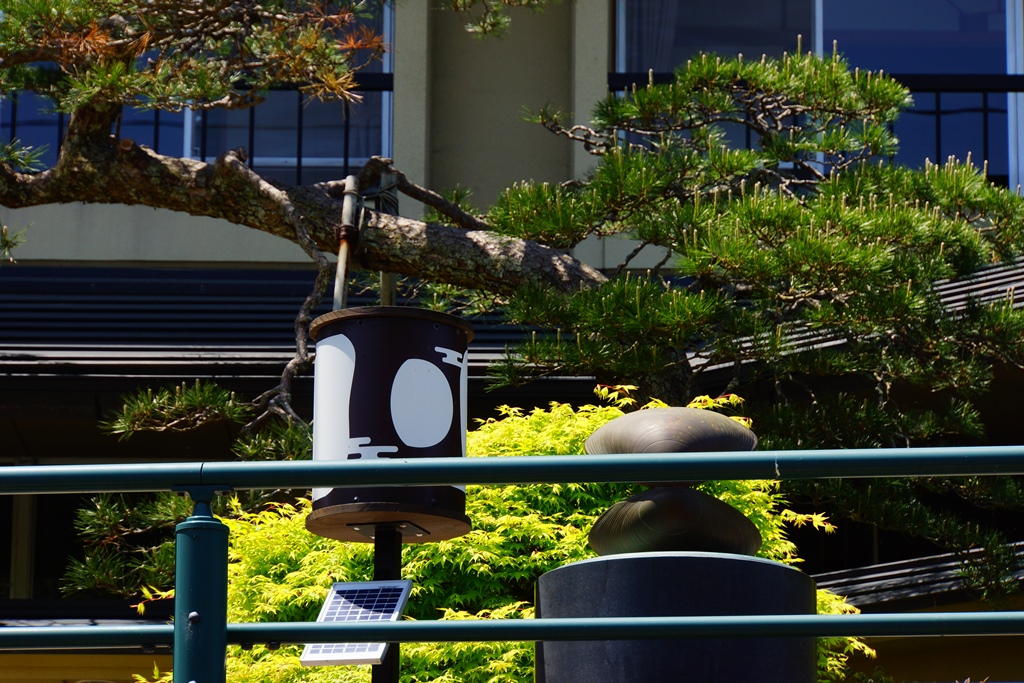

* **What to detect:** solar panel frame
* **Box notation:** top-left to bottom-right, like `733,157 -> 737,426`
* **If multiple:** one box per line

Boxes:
300,580 -> 413,666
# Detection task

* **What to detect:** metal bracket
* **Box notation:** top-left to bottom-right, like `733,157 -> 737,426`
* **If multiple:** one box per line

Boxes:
348,521 -> 430,540
173,484 -> 233,517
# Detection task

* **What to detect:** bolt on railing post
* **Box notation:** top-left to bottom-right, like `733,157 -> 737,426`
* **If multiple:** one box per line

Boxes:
174,486 -> 229,683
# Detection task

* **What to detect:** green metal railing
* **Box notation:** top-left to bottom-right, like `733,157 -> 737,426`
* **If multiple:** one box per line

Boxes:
6,446 -> 1024,493
3,446 -> 1024,683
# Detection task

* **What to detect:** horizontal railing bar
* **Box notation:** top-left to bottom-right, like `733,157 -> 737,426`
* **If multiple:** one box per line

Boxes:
232,612 -> 1024,640
0,625 -> 173,649
2,446 -> 1024,495
0,462 -> 207,495
3,613 -> 1023,650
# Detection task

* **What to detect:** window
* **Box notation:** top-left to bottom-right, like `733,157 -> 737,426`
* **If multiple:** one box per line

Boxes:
0,90 -> 70,170
615,0 -> 1024,186
819,0 -> 1006,73
819,0 -> 1017,185
615,0 -> 811,72
192,3 -> 394,185
1,5 -> 394,185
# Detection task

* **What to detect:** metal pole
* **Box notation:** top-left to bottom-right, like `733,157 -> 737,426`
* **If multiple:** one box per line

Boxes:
376,170 -> 399,306
372,525 -> 403,683
174,487 -> 229,683
333,174 -> 360,310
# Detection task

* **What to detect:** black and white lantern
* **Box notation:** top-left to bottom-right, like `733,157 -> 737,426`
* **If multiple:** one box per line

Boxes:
305,307 -> 473,543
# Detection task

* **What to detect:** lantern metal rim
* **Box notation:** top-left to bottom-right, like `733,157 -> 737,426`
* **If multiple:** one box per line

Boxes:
310,306 -> 475,343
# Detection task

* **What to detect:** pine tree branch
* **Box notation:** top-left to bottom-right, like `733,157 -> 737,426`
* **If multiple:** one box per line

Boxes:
217,148 -> 335,429
357,209 -> 605,295
536,121 -> 615,155
610,240 -> 652,277
0,135 -> 607,296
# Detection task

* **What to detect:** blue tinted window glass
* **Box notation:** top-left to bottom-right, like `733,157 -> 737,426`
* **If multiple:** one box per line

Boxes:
1,6 -> 390,177
823,0 -> 1008,174
621,0 -> 812,72
193,5 -> 390,183
160,111 -> 186,157
618,0 -> 1013,179
1,92 -> 61,169
120,107 -> 185,156
896,92 -> 1008,169
824,0 -> 1006,74
254,90 -> 301,162
198,107 -> 250,159
345,91 -> 385,161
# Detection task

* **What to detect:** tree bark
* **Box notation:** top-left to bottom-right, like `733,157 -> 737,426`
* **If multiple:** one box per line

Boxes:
0,118 -> 606,296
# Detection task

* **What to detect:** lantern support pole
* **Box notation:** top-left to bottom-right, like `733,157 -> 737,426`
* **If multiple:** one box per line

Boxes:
372,524 -> 403,683
334,174 -> 361,310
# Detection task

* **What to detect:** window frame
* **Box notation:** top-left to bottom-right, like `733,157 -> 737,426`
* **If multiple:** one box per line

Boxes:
612,0 -> 1024,187
182,2 -> 395,182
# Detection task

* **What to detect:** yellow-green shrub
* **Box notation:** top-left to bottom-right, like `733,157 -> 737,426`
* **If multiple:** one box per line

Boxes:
213,391 -> 872,682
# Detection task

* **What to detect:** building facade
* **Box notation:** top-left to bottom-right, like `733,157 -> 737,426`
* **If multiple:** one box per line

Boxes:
3,2 -> 1024,682
7,2 -> 1024,265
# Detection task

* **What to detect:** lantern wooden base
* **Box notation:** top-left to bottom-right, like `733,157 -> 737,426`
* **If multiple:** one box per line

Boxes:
306,502 -> 471,543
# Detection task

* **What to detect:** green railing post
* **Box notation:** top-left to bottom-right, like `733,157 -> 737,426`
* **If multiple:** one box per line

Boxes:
174,486 -> 229,683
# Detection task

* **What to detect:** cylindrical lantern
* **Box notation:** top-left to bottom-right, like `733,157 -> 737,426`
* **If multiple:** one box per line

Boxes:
305,307 -> 473,543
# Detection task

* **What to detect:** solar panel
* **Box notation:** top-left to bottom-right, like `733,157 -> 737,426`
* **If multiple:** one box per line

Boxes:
300,580 -> 413,666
